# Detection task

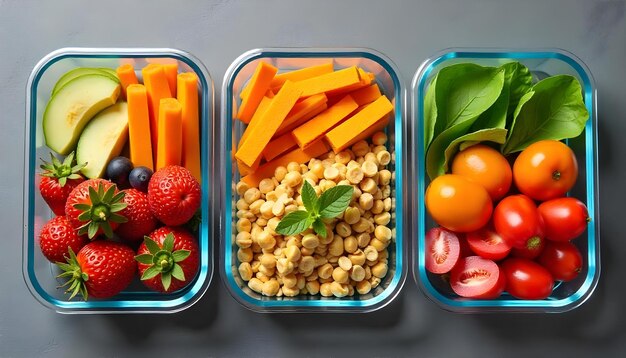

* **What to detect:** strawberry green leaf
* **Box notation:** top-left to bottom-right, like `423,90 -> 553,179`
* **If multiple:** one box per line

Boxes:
87,222 -> 99,239
172,249 -> 191,263
140,265 -> 161,280
275,210 -> 314,236
73,203 -> 91,212
100,221 -> 114,238
58,176 -> 67,187
301,180 -> 318,214
102,185 -> 115,203
134,254 -> 154,265
171,264 -> 185,282
318,185 -> 354,219
161,272 -> 172,291
109,213 -> 128,224
143,237 -> 161,255
111,191 -> 125,203
77,210 -> 92,222
88,186 -> 101,205
109,203 -> 127,212
312,218 -> 327,238
163,233 -> 175,252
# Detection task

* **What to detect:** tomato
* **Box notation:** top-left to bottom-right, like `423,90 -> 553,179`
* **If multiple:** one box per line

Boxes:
538,241 -> 583,282
451,144 -> 512,201
493,195 -> 544,249
425,174 -> 493,233
538,197 -> 589,242
501,258 -> 554,300
457,233 -> 474,258
424,227 -> 460,274
466,225 -> 511,261
450,256 -> 505,299
511,236 -> 546,259
513,140 -> 578,201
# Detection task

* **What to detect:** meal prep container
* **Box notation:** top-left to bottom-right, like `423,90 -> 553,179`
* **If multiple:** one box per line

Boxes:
219,48 -> 407,312
410,49 -> 599,313
23,48 -> 215,313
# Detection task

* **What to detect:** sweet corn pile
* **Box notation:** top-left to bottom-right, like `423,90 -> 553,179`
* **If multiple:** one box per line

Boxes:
234,131 -> 395,298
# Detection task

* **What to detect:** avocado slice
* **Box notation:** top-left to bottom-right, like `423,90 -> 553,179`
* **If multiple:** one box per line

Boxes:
51,68 -> 119,95
43,74 -> 120,155
76,102 -> 129,178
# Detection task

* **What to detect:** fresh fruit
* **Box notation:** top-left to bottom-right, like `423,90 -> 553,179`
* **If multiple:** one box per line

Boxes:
106,156 -> 133,188
38,216 -> 87,263
538,241 -> 583,282
129,166 -> 153,192
425,174 -> 492,232
64,179 -> 127,239
466,225 -> 511,261
148,165 -> 201,226
56,241 -> 136,300
424,227 -> 460,274
511,236 -> 545,259
51,68 -> 119,95
38,152 -> 86,215
76,102 -> 129,179
451,144 -> 512,201
513,140 -> 578,201
43,74 -> 120,155
450,256 -> 505,299
538,197 -> 589,242
493,194 -> 544,249
116,189 -> 157,241
135,227 -> 200,293
501,258 -> 554,300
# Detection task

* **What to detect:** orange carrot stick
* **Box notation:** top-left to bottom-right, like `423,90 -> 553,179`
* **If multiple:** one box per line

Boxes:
156,98 -> 183,170
236,61 -> 278,123
177,72 -> 201,182
126,84 -> 153,170
294,66 -> 361,97
142,64 -> 173,164
116,64 -> 139,100
292,95 -> 358,148
163,63 -> 178,97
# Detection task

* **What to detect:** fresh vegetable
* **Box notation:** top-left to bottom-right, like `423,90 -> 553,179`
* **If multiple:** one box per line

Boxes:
343,83 -> 382,106
39,152 -> 86,216
510,235 -> 545,260
106,156 -> 133,188
274,93 -> 328,137
493,194 -> 544,249
451,144 -> 512,201
115,64 -> 139,99
142,64 -> 173,162
501,258 -> 554,300
295,66 -> 362,97
147,165 -> 201,226
292,95 -> 359,148
64,179 -> 127,239
267,62 -> 334,92
538,197 -> 589,242
513,140 -> 578,201
51,68 -> 119,96
538,241 -> 583,282
129,166 -> 153,192
424,227 -> 460,274
162,63 -> 178,97
275,181 -> 353,237
236,61 -> 278,123
126,84 -> 154,171
38,216 -> 87,263
425,174 -> 492,232
56,241 -> 136,300
177,72 -> 201,182
450,256 -> 505,299
262,133 -> 298,162
116,188 -> 157,241
135,227 -> 200,293
466,225 -> 511,261
155,98 -> 183,170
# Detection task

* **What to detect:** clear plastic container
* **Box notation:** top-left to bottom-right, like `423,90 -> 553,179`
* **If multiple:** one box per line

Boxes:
23,48 -> 215,313
219,48 -> 407,312
410,49 -> 600,313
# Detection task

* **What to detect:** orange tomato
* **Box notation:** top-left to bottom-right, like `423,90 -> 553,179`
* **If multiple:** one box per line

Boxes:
425,174 -> 493,232
451,144 -> 512,201
513,140 -> 578,201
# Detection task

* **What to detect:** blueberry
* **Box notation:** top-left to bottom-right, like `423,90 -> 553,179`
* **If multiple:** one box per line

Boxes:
129,166 -> 153,192
106,156 -> 134,188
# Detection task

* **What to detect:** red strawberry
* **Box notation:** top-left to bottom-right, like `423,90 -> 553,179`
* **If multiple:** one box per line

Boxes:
116,189 -> 158,241
148,165 -> 201,226
135,227 -> 200,293
38,216 -> 88,263
56,241 -> 136,300
65,179 -> 128,239
39,152 -> 86,215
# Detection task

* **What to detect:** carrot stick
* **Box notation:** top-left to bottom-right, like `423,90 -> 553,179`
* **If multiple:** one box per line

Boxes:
142,64 -> 173,164
156,98 -> 182,170
116,64 -> 139,100
126,84 -> 153,170
177,72 -> 201,182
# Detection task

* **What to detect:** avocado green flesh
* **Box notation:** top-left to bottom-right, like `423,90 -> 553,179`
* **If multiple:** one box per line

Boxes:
43,74 -> 120,155
51,68 -> 119,95
76,102 -> 129,179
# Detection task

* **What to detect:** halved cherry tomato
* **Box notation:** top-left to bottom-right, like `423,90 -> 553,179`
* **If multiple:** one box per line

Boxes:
458,233 -> 474,258
538,197 -> 589,242
501,258 -> 554,300
425,227 -> 460,274
450,256 -> 505,299
538,241 -> 583,282
493,194 -> 544,249
466,225 -> 511,261
511,236 -> 546,259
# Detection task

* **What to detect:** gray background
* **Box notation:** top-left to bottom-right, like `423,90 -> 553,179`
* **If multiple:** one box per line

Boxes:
1,0 -> 625,357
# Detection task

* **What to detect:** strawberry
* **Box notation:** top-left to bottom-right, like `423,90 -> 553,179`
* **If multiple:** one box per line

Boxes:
38,216 -> 88,263
116,189 -> 158,241
39,152 -> 86,216
148,165 -> 201,226
65,179 -> 127,239
135,227 -> 200,293
56,241 -> 136,300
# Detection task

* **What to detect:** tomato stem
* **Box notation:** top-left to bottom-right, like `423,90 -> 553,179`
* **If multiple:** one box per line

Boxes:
552,170 -> 561,181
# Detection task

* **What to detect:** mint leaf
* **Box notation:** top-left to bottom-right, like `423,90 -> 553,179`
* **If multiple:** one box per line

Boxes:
275,210 -> 314,236
301,180 -> 318,215
312,218 -> 327,238
318,185 -> 354,218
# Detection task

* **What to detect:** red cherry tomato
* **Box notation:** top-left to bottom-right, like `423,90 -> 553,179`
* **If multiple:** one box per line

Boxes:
501,258 -> 554,300
538,241 -> 583,282
458,233 -> 474,258
425,227 -> 460,274
493,195 -> 544,249
538,197 -> 589,242
450,256 -> 505,299
511,236 -> 546,260
466,225 -> 512,261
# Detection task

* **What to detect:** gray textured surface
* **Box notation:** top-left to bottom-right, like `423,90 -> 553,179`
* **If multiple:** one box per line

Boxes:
1,0 -> 625,357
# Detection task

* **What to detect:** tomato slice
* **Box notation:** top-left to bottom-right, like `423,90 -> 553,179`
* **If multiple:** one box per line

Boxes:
466,226 -> 512,261
450,256 -> 505,299
425,227 -> 461,274
501,258 -> 554,300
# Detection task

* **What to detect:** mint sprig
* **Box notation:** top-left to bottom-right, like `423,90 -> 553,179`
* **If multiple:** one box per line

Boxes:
275,181 -> 353,237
